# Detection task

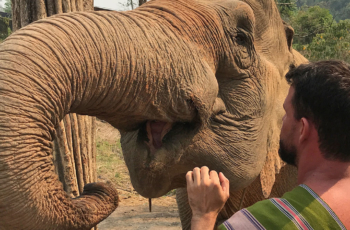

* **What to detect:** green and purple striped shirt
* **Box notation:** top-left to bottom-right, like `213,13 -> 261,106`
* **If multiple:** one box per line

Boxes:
218,184 -> 346,230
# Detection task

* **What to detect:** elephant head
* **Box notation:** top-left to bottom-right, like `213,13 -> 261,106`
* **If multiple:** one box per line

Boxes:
0,0 -> 306,229
122,0 -> 306,198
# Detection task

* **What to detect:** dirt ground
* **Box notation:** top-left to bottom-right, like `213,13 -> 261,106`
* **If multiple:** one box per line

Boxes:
95,120 -> 182,230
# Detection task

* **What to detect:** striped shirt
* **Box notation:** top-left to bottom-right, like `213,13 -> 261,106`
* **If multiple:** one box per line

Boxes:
218,184 -> 346,230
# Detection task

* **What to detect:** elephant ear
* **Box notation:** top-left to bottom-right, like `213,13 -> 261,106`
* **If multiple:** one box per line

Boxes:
283,21 -> 294,52
260,122 -> 285,198
259,22 -> 307,198
283,21 -> 309,65
259,22 -> 292,198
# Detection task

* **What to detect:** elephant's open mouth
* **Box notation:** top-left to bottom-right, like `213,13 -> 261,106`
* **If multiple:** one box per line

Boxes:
146,121 -> 173,151
139,120 -> 199,153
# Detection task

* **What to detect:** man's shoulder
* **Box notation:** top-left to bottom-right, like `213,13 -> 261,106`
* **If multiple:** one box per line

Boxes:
219,185 -> 347,230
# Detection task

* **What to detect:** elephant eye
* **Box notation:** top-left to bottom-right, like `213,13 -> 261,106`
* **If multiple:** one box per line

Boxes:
231,30 -> 255,70
235,33 -> 246,46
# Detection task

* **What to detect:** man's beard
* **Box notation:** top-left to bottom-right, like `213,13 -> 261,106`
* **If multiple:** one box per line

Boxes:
278,139 -> 297,167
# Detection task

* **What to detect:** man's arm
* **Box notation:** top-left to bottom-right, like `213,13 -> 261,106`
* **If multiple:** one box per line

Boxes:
186,166 -> 230,230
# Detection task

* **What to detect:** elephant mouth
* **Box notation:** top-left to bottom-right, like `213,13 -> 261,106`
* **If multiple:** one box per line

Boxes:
145,121 -> 173,151
140,120 -> 199,154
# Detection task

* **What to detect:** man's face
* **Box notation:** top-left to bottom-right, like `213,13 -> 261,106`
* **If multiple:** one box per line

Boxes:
279,86 -> 299,166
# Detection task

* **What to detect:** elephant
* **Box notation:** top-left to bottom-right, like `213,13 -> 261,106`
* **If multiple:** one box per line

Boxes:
0,0 -> 307,229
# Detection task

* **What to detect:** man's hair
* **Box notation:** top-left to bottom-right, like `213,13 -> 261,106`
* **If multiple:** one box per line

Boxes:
285,60 -> 350,162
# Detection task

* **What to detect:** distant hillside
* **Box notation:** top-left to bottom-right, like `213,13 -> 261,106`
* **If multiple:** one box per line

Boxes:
296,0 -> 350,21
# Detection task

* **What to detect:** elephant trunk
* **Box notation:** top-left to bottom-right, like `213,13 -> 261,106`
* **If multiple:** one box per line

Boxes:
0,13 -> 122,229
0,10 -> 218,229
0,57 -> 119,229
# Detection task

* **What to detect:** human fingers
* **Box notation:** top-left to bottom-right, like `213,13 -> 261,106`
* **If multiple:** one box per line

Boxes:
219,172 -> 230,196
193,167 -> 201,186
200,166 -> 210,183
186,171 -> 193,187
209,170 -> 219,184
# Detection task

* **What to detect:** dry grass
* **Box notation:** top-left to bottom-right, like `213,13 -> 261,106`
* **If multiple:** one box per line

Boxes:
95,121 -> 134,192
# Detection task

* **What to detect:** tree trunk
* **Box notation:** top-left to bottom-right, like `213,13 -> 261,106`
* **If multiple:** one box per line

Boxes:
11,1 -> 98,229
139,0 -> 147,7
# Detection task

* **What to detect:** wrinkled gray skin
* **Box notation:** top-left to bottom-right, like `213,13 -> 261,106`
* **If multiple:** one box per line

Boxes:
0,0 -> 306,229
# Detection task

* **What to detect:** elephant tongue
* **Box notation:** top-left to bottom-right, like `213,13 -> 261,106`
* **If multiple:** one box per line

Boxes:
146,121 -> 173,150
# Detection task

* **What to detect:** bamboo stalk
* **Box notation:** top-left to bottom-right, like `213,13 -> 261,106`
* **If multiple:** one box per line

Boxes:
91,117 -> 97,182
62,0 -> 71,13
86,117 -> 93,182
11,0 -> 21,31
83,0 -> 93,11
78,116 -> 90,185
52,139 -> 62,180
76,0 -> 84,11
64,115 -> 74,159
57,121 -> 80,198
70,0 -> 76,12
20,0 -> 31,27
34,0 -> 47,21
71,114 -> 85,194
54,0 -> 63,14
46,0 -> 56,16
64,114 -> 79,197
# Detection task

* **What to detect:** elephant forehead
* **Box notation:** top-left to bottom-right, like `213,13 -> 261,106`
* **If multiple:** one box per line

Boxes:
215,0 -> 256,26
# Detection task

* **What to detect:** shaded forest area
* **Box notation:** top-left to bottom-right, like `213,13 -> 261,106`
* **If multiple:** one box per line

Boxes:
296,0 -> 349,21
0,0 -> 11,40
277,0 -> 350,62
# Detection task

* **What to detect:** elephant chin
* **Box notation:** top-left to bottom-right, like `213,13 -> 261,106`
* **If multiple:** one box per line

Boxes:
130,167 -> 174,198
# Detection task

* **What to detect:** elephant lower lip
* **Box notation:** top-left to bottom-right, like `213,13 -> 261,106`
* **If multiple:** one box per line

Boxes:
146,121 -> 173,151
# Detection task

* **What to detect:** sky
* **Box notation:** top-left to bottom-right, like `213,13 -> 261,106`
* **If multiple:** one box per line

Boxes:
0,1 -> 135,12
95,0 -> 129,11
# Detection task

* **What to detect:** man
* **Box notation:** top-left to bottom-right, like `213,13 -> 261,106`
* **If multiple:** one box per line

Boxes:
186,60 -> 350,230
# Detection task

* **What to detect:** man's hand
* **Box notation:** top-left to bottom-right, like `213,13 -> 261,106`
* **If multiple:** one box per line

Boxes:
186,166 -> 230,230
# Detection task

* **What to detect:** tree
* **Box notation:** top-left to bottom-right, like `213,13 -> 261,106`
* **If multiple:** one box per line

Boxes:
0,16 -> 9,39
139,0 -> 147,6
303,20 -> 350,62
295,0 -> 350,21
4,0 -> 10,16
291,6 -> 334,45
276,0 -> 297,21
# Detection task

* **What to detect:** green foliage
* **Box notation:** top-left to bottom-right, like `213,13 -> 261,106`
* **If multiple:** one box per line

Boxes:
301,20 -> 350,62
276,0 -> 298,21
292,6 -> 333,45
0,16 -> 9,39
4,0 -> 11,17
296,0 -> 349,21
276,0 -> 350,62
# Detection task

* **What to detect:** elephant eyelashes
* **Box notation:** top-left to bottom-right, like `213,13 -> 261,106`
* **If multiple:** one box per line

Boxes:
227,30 -> 255,70
235,30 -> 254,46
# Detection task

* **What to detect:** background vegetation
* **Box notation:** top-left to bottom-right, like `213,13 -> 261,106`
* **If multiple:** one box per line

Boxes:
0,0 -> 11,41
276,0 -> 350,62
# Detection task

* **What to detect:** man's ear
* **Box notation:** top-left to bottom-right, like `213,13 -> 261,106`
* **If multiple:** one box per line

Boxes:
299,118 -> 310,143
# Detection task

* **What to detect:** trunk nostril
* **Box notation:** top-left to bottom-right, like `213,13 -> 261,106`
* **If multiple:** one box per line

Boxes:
212,97 -> 226,115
